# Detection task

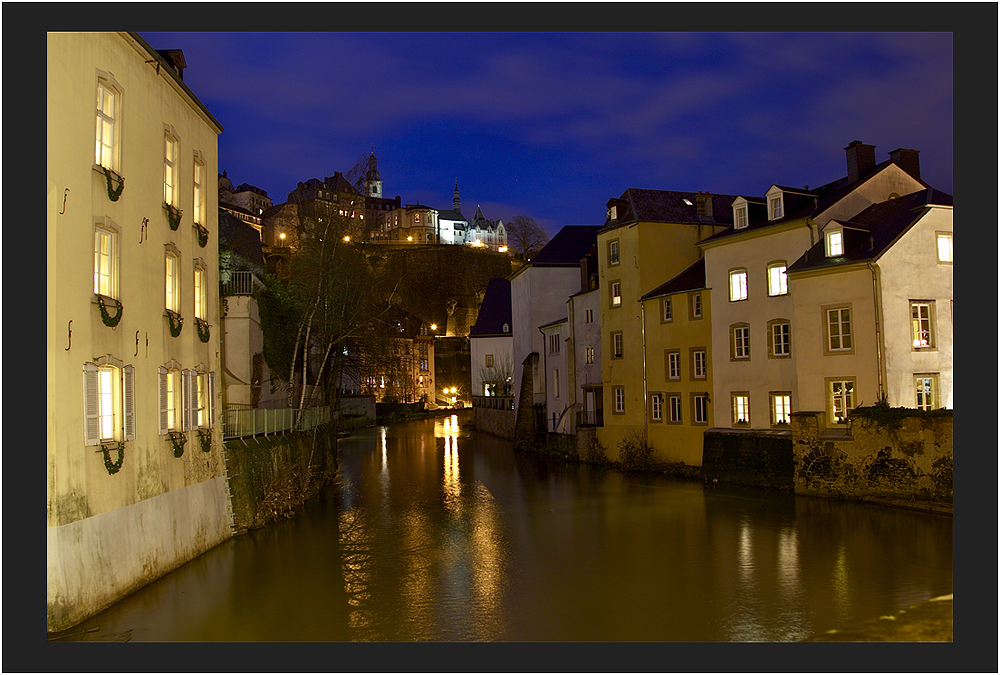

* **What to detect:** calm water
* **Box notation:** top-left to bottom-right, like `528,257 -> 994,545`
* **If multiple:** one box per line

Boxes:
57,414 -> 952,642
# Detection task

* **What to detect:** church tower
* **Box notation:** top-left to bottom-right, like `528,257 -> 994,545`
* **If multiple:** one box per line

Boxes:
453,180 -> 462,215
364,152 -> 383,198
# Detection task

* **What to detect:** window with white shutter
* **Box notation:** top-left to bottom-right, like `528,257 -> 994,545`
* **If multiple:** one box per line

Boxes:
183,369 -> 196,432
84,362 -> 101,446
123,364 -> 135,441
159,366 -> 169,435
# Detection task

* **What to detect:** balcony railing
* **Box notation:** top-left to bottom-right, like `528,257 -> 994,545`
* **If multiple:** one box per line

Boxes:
222,404 -> 332,439
471,395 -> 514,411
220,270 -> 262,296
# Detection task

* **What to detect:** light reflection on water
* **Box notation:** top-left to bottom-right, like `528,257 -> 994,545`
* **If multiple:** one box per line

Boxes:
59,414 -> 952,642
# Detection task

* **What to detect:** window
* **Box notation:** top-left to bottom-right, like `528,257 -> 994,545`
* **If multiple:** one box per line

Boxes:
548,333 -> 561,354
502,323 -> 509,333
729,269 -> 748,302
770,392 -> 792,426
585,346 -> 595,364
95,77 -> 120,169
611,281 -> 622,307
731,324 -> 751,360
612,331 -> 623,359
769,194 -> 783,220
158,366 -> 183,433
936,233 -> 952,263
164,132 -> 178,206
420,358 -> 428,371
553,369 -> 560,398
666,351 -> 681,379
661,297 -> 673,322
192,153 -> 205,225
608,239 -> 620,266
910,301 -> 935,349
585,309 -> 594,324
93,220 -> 118,298
485,354 -> 494,368
915,374 -> 939,411
692,349 -> 707,379
734,205 -> 748,229
193,263 -> 206,320
826,229 -> 843,257
691,293 -> 702,318
769,320 -> 791,358
826,306 -> 853,352
668,395 -> 682,423
165,250 -> 180,312
651,393 -> 662,421
693,394 -> 709,425
731,393 -> 750,426
828,379 -> 855,424
196,371 -> 210,428
83,359 -> 135,445
614,386 -> 625,413
767,262 -> 788,296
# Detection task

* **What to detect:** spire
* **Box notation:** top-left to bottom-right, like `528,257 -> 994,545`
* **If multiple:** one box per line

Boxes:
453,179 -> 461,214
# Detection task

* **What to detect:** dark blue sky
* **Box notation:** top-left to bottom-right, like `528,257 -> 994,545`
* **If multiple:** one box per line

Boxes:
141,31 -> 953,236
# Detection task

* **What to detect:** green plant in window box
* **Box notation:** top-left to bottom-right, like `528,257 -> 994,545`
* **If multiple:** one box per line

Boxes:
102,167 -> 125,202
196,317 -> 211,343
198,428 -> 212,453
99,441 -> 125,475
97,294 -> 123,327
194,223 -> 209,248
168,430 -> 186,458
164,203 -> 183,230
165,309 -> 183,337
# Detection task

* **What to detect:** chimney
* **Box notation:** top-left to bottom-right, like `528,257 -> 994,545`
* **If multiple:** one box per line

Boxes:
156,49 -> 186,80
696,191 -> 713,221
889,147 -> 920,180
845,140 -> 877,183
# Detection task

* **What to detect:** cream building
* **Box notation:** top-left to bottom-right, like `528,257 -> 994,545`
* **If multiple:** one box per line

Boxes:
47,32 -> 229,632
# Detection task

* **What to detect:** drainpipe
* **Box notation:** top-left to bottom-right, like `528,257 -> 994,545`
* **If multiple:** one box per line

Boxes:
867,260 -> 884,401
640,299 -> 648,446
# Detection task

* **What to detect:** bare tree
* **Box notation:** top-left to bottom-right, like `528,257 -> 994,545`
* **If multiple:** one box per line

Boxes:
476,351 -> 514,397
505,215 -> 549,261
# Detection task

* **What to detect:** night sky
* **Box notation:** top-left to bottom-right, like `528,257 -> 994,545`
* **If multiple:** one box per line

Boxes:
140,31 -> 953,236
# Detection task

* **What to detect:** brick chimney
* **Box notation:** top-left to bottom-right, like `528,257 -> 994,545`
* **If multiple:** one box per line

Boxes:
845,140 -> 877,183
696,191 -> 713,221
888,147 -> 920,180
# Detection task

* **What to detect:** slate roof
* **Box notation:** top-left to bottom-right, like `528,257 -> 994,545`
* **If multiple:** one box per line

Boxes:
603,189 -> 739,231
437,208 -> 467,223
468,278 -> 512,337
528,225 -> 602,265
640,257 -> 706,301
787,188 -> 952,274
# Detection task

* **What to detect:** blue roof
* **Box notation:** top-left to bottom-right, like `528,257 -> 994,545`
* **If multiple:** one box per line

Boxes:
469,278 -> 512,337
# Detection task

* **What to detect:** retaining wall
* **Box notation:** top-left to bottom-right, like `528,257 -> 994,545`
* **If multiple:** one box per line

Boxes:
701,429 -> 795,489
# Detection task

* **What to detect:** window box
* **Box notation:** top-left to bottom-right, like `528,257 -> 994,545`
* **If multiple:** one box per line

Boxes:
98,166 -> 125,202
165,309 -> 184,337
165,202 -> 183,230
195,317 -> 211,343
96,293 -> 123,328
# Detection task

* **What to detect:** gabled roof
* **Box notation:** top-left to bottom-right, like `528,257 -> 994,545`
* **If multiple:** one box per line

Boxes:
640,257 -> 706,301
528,225 -> 602,265
787,188 -> 952,274
603,189 -> 739,230
437,208 -> 467,223
469,278 -> 512,337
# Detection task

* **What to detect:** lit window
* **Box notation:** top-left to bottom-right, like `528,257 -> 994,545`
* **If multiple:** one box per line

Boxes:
612,332 -> 623,358
609,240 -> 620,266
693,394 -> 709,424
731,324 -> 750,360
767,263 -> 788,296
829,379 -> 855,424
165,251 -> 180,312
159,366 -> 182,433
192,155 -> 205,225
663,297 -> 672,322
827,307 -> 852,352
910,302 -> 934,348
196,371 -> 215,428
769,195 -> 783,220
667,351 -> 681,379
194,265 -> 206,320
669,395 -> 682,423
771,393 -> 792,426
936,233 -> 952,263
770,321 -> 791,357
729,269 -> 748,302
732,393 -> 750,426
611,281 -> 622,307
95,79 -> 119,169
734,205 -> 748,229
164,133 -> 178,206
614,386 -> 625,413
693,350 -> 706,378
585,346 -> 595,364
651,394 -> 662,421
826,229 -> 843,257
94,222 -> 118,298
915,374 -> 938,411
83,360 -> 134,445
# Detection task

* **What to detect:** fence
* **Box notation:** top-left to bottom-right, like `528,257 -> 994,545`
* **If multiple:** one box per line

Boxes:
223,404 -> 332,439
220,270 -> 262,296
471,395 -> 514,411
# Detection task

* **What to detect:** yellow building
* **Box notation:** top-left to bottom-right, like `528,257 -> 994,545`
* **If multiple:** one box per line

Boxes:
638,258 -> 714,465
596,190 -> 732,459
47,32 -> 229,631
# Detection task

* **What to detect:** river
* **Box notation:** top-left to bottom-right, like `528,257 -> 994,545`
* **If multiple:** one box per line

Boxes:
53,414 -> 952,643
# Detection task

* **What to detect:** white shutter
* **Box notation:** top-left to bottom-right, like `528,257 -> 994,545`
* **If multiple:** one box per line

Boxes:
209,371 -> 217,429
158,366 -> 169,435
184,369 -> 196,432
83,362 -> 101,446
123,364 -> 135,441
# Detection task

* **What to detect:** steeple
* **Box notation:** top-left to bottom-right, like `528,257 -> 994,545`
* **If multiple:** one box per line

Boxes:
453,179 -> 462,214
364,151 -> 382,198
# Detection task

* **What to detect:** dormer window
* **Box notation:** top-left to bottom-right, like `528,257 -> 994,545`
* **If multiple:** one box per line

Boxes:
826,228 -> 844,257
769,194 -> 783,220
734,205 -> 748,229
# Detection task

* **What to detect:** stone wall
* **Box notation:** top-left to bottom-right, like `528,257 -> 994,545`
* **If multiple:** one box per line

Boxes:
791,408 -> 952,510
701,429 -> 795,489
473,406 -> 516,440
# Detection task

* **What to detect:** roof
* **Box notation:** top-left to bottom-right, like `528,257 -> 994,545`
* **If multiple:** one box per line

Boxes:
787,188 -> 952,274
528,225 -> 602,265
603,189 -> 739,230
437,209 -> 467,223
640,257 -> 706,301
538,316 -> 568,330
219,210 -> 265,267
468,278 -> 512,337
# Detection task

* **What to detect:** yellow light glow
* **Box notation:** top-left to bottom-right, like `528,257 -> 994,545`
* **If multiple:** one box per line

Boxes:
407,236 -> 413,242
279,232 -> 286,240
430,324 -> 437,331
499,246 -> 507,253
344,235 -> 351,242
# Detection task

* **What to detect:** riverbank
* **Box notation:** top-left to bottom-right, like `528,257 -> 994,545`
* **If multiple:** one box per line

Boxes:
803,594 -> 953,642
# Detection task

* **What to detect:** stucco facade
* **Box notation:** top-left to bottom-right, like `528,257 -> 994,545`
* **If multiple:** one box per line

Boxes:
47,32 -> 230,631
569,287 -> 602,428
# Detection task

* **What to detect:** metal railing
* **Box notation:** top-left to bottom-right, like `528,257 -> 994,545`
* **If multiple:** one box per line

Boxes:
220,270 -> 262,296
471,395 -> 515,411
222,404 -> 332,439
